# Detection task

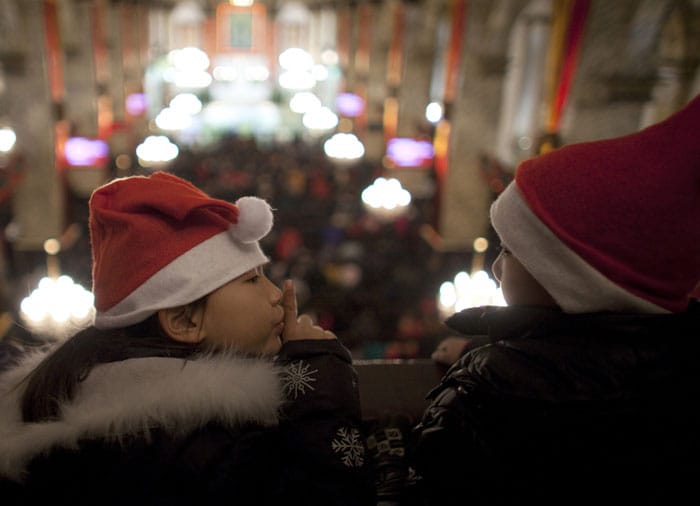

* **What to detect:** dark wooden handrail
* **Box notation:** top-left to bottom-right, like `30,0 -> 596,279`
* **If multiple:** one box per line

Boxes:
354,359 -> 445,424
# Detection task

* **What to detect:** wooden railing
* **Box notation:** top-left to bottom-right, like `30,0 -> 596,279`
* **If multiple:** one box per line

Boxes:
354,358 -> 444,424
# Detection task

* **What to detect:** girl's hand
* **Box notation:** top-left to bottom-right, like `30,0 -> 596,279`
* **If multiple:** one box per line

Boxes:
431,336 -> 470,365
281,280 -> 336,342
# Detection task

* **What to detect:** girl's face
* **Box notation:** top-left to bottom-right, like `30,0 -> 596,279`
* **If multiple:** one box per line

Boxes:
200,266 -> 285,356
492,247 -> 558,307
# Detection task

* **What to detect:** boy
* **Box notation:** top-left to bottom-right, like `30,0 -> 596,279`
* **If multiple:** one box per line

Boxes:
416,94 -> 700,506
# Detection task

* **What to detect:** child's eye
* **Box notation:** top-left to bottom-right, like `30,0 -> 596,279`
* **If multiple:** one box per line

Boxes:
247,275 -> 260,284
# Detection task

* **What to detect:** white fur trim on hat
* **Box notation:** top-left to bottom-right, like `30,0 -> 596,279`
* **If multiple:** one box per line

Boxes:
94,230 -> 268,329
490,182 -> 668,314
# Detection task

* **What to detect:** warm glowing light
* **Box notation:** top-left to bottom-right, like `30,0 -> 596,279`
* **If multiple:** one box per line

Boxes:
426,102 -> 443,123
43,238 -> 61,255
136,135 -> 179,167
361,177 -> 411,212
439,281 -> 457,308
164,48 -> 212,89
169,93 -> 203,115
323,133 -> 364,161
289,92 -> 321,114
245,65 -> 269,82
0,127 -> 16,153
213,62 -> 268,83
278,70 -> 316,90
155,107 -> 192,131
303,107 -> 338,132
20,275 -> 95,339
213,65 -> 237,81
473,237 -> 489,253
279,47 -> 313,71
174,70 -> 212,89
168,47 -> 210,72
438,270 -> 506,317
201,100 -> 280,134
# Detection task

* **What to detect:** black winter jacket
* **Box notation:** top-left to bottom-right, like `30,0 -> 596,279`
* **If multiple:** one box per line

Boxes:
415,302 -> 700,506
0,340 -> 375,506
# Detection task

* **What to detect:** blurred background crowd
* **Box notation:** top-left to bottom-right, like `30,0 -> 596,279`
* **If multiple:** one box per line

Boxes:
1,0 -> 699,360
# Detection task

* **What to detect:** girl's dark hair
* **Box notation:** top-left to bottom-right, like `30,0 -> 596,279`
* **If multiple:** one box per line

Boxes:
21,314 -> 203,423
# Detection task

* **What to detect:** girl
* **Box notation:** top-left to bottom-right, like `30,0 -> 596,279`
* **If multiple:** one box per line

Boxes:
0,172 -> 374,505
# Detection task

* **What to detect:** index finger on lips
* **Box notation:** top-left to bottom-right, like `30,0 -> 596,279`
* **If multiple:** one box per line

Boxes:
282,279 -> 298,328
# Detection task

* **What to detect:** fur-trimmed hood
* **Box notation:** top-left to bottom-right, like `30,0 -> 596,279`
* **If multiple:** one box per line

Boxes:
0,349 -> 283,480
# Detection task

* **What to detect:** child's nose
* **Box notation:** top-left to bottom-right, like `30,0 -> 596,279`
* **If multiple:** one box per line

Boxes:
269,281 -> 282,305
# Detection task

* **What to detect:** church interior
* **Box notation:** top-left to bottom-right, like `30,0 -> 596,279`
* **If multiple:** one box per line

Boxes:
0,0 -> 698,360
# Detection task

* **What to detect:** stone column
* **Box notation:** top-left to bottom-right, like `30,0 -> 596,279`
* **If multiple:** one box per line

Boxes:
388,0 -> 443,199
438,1 -> 506,251
7,0 -> 64,251
364,0 -> 393,162
58,0 -> 98,137
396,0 -> 442,139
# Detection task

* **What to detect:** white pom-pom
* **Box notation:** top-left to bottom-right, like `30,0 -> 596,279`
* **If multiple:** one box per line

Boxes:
231,196 -> 273,243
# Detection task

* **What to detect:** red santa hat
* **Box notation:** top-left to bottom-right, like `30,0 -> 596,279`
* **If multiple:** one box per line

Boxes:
491,94 -> 700,314
89,171 -> 273,329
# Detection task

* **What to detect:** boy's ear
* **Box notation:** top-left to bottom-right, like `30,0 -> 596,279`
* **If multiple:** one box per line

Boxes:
157,305 -> 206,344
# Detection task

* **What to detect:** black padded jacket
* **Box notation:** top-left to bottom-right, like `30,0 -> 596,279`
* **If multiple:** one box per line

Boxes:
415,302 -> 700,506
0,340 -> 375,506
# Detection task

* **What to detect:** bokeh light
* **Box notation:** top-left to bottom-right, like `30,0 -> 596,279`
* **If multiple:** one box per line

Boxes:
438,270 -> 506,318
20,275 -> 95,339
0,127 -> 17,153
323,133 -> 365,161
136,135 -> 179,167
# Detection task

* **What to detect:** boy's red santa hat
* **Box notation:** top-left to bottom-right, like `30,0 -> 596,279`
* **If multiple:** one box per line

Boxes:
89,171 -> 273,328
491,94 -> 700,313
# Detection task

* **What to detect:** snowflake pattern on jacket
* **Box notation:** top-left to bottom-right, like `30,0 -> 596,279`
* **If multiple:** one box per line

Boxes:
0,339 -> 375,505
281,359 -> 318,399
332,427 -> 365,467
275,340 -> 370,476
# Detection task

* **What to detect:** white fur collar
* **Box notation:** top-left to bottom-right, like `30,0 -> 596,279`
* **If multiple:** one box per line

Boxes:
0,349 -> 283,480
